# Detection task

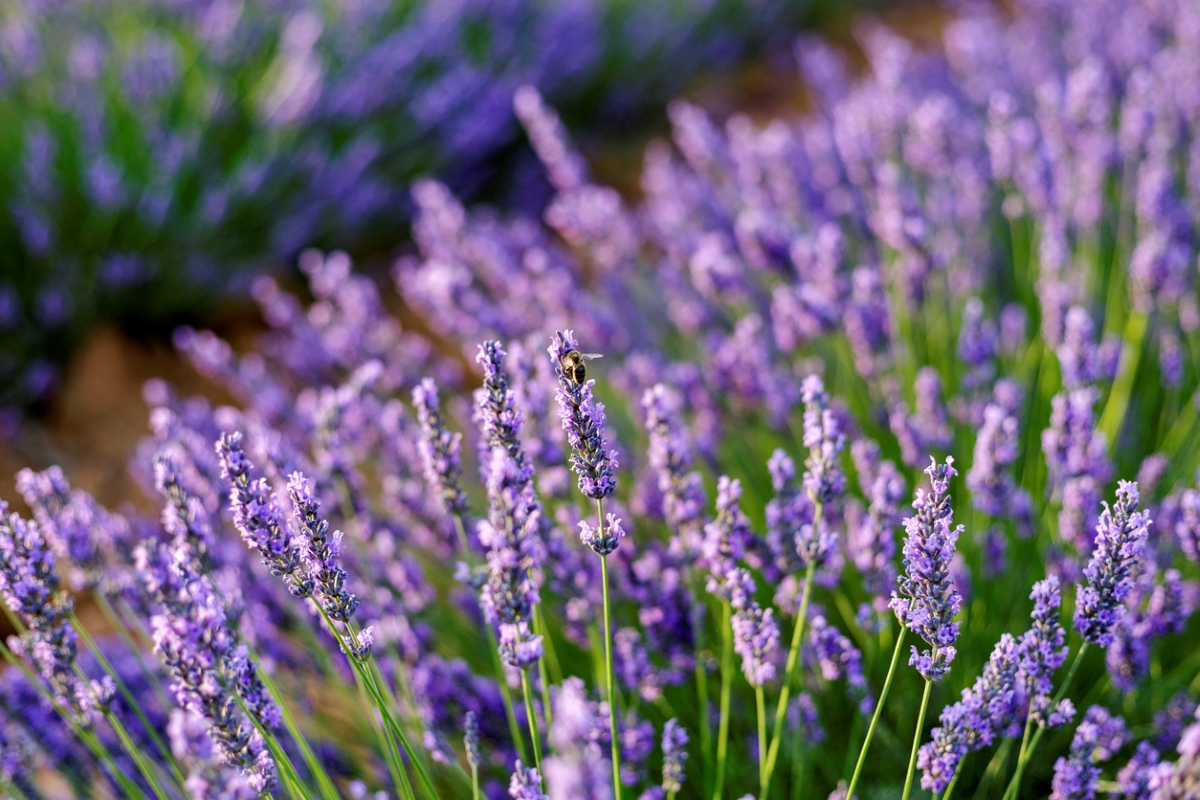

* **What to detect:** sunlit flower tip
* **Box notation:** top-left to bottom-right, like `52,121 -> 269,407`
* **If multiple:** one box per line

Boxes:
509,761 -> 549,800
549,329 -> 618,500
661,719 -> 689,794
413,377 -> 471,517
580,513 -> 626,556
344,626 -> 374,662
1074,481 -> 1150,647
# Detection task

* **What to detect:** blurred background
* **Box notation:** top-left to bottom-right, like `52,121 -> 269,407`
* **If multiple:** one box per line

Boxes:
0,0 -> 914,510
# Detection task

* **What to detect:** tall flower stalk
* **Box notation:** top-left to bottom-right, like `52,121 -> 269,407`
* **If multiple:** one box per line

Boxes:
848,456 -> 963,800
549,329 -> 623,800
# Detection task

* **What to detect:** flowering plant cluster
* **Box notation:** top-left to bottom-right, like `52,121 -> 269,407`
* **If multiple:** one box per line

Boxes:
0,0 -> 1198,798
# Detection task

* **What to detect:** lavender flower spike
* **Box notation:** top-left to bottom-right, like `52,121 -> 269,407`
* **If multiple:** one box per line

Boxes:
661,719 -> 688,795
1019,577 -> 1074,730
801,374 -> 846,505
549,330 -> 618,500
476,340 -> 525,467
1050,706 -> 1127,800
287,472 -> 360,623
510,761 -> 550,800
727,569 -> 780,687
414,377 -> 471,518
1075,482 -> 1150,647
890,457 -> 964,681
217,432 -> 312,599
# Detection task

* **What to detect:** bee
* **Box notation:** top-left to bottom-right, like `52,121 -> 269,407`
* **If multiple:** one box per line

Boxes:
561,349 -> 603,385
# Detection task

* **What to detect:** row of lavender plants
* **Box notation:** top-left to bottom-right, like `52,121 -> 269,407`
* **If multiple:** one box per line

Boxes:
1,0 -> 1199,797
0,0 -> 817,414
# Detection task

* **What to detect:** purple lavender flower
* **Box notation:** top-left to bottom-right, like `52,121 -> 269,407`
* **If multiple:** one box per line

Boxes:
475,340 -> 526,471
800,375 -> 846,505
727,568 -> 779,687
890,457 -> 963,681
543,678 -> 613,800
967,403 -> 1027,518
767,449 -> 836,576
809,615 -> 872,714
1115,741 -> 1160,800
479,448 -> 544,668
661,719 -> 688,795
287,472 -> 359,623
510,761 -> 549,800
1154,694 -> 1198,752
0,502 -> 111,725
549,330 -> 618,500
1042,387 -> 1112,564
643,384 -> 706,552
464,711 -> 481,769
1106,569 -> 1198,692
847,442 -> 905,618
1075,482 -> 1151,647
1151,703 -> 1200,799
414,377 -> 471,518
703,477 -> 752,598
579,513 -> 626,557
1019,577 -> 1074,730
217,432 -> 312,599
1050,706 -> 1127,800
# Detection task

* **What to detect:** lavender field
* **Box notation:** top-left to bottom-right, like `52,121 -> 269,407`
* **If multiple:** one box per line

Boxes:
0,0 -> 1199,798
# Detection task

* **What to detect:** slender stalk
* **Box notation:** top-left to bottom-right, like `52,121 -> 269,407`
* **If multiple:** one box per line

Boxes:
713,601 -> 734,800
1003,715 -> 1034,800
521,668 -> 544,777
761,557 -> 819,795
599,510 -> 623,800
756,685 -> 768,791
489,626 -> 531,763
846,626 -> 907,800
902,679 -> 933,800
69,613 -> 185,786
532,608 -> 556,730
694,584 -> 714,798
471,762 -> 480,800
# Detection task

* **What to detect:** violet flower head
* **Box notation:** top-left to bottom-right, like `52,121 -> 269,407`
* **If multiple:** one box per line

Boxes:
703,476 -> 752,597
966,403 -> 1024,518
475,340 -> 525,467
548,330 -> 618,500
809,615 -> 872,714
479,448 -> 544,666
1019,576 -> 1074,729
544,678 -> 613,800
16,466 -> 121,592
1075,481 -> 1150,647
1115,741 -> 1160,800
579,513 -> 626,558
890,456 -> 964,681
919,633 -> 1022,792
643,384 -> 706,547
217,432 -> 312,599
413,377 -> 471,518
727,568 -> 779,687
510,761 -> 549,800
847,447 -> 905,617
1050,706 -> 1127,800
801,375 -> 846,505
661,718 -> 688,795
154,451 -> 217,561
464,711 -> 481,769
287,472 -> 359,623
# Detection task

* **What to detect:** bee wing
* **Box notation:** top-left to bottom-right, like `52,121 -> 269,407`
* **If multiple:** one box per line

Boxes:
580,353 -> 604,360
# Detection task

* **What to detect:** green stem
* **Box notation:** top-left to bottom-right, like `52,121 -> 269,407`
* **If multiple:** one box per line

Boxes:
761,556 -> 819,795
756,685 -> 768,792
533,607 -> 556,731
1098,312 -> 1149,445
941,753 -> 963,800
713,601 -> 734,800
694,589 -> 713,798
471,763 -> 480,800
1003,714 -> 1034,800
489,625 -> 531,763
521,668 -> 544,778
902,679 -> 933,800
600,539 -> 623,800
846,626 -> 907,800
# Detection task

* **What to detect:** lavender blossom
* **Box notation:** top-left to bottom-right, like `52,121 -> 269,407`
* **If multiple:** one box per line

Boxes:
1075,482 -> 1151,647
287,472 -> 359,623
475,340 -> 526,470
510,761 -> 549,800
216,432 -> 312,599
579,513 -> 626,557
661,719 -> 688,795
767,449 -> 836,575
727,568 -> 780,687
549,330 -> 619,500
809,615 -> 872,714
543,678 -> 613,800
464,711 -> 481,769
847,442 -> 905,617
1020,577 -> 1074,729
1050,706 -> 1127,800
967,403 -> 1027,519
643,384 -> 707,551
703,477 -> 753,597
800,375 -> 846,505
1150,703 -> 1200,799
413,377 -> 471,519
919,633 -> 1022,792
1115,741 -> 1160,800
890,457 -> 963,681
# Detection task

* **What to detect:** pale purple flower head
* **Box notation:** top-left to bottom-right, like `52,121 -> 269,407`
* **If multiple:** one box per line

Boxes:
809,615 -> 872,714
549,330 -> 618,500
475,340 -> 525,468
510,761 -> 549,800
287,472 -> 359,623
464,711 -> 481,768
579,513 -> 626,557
801,375 -> 846,504
703,476 -> 753,597
726,568 -> 779,687
1075,482 -> 1150,647
661,719 -> 688,794
1050,706 -> 1127,800
643,384 -> 706,550
890,457 -> 963,681
1020,576 -> 1074,729
413,377 -> 471,518
217,432 -> 312,599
